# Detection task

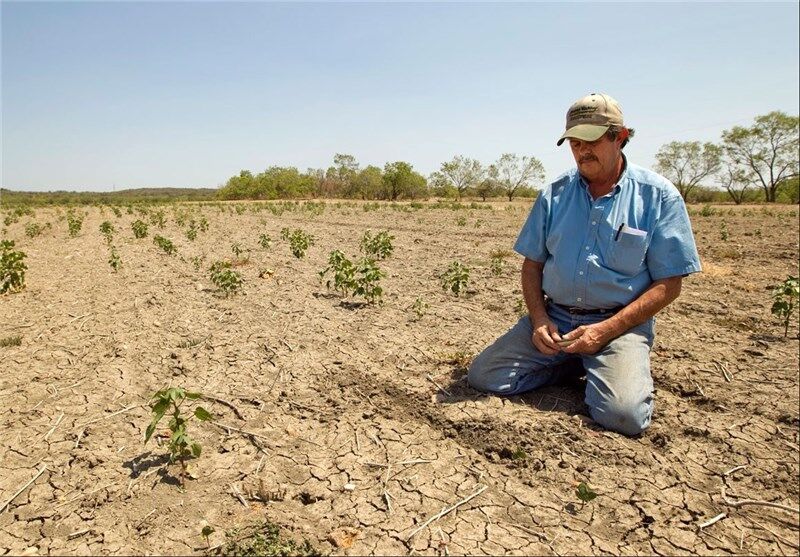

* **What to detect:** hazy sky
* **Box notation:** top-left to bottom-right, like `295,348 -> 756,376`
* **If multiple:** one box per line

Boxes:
2,1 -> 798,192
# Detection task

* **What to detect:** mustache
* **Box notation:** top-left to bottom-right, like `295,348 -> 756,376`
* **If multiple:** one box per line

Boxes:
579,156 -> 597,163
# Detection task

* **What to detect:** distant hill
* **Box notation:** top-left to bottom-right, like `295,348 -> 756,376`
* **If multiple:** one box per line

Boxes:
0,187 -> 218,206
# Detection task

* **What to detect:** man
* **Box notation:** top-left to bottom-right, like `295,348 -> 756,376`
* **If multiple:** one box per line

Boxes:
468,93 -> 701,436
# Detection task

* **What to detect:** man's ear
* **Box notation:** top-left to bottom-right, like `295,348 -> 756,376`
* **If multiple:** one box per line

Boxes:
618,128 -> 630,144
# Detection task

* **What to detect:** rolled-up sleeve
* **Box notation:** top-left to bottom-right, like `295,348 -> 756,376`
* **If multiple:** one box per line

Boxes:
646,192 -> 702,280
513,191 -> 549,263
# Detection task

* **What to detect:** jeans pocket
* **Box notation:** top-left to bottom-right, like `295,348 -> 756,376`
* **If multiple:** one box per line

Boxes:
608,231 -> 648,275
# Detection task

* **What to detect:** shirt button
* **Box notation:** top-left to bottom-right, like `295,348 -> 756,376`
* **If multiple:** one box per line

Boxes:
591,221 -> 597,225
577,297 -> 582,302
579,271 -> 584,275
585,246 -> 590,250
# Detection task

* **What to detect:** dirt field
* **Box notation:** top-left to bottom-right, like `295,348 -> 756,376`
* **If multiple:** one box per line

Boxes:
1,199 -> 798,556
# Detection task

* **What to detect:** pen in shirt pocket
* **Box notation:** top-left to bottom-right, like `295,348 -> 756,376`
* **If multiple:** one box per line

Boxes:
615,223 -> 624,241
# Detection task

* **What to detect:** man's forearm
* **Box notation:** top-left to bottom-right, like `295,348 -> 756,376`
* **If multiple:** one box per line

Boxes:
603,276 -> 683,338
521,258 -> 548,323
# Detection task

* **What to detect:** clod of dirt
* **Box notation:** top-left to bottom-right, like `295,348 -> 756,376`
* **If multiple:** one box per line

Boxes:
327,527 -> 359,549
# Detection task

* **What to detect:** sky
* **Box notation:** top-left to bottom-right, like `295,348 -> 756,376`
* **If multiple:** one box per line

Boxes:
2,1 -> 799,192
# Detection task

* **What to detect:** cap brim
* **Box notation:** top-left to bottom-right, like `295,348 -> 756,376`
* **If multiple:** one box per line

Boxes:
556,124 -> 609,146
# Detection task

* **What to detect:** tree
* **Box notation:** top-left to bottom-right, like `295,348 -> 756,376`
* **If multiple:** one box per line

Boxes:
218,170 -> 256,200
353,165 -> 383,199
428,171 -> 457,198
489,154 -> 545,201
324,153 -> 360,198
718,164 -> 752,205
721,112 -> 799,202
382,161 -> 427,200
654,141 -> 722,201
439,156 -> 484,200
473,177 -> 499,201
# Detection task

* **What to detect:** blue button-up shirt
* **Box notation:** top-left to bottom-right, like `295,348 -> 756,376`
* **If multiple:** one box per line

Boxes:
514,157 -> 702,309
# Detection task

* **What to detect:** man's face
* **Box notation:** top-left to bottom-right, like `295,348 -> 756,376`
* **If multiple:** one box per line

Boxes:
568,132 -> 625,183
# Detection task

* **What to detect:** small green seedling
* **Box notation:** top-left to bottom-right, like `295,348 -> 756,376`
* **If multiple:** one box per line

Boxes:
0,335 -> 22,347
411,297 -> 428,319
440,261 -> 470,296
153,235 -> 177,255
201,526 -> 215,549
210,261 -> 243,296
185,220 -> 198,241
576,481 -> 598,508
132,220 -> 149,239
259,234 -> 272,249
108,247 -> 122,272
1,240 -> 27,294
191,255 -> 206,271
360,230 -> 394,260
144,387 -> 212,487
771,276 -> 799,338
66,211 -> 84,237
150,209 -> 166,228
456,216 -> 467,227
353,257 -> 385,304
100,221 -> 115,244
25,223 -> 44,238
198,217 -> 209,232
287,229 -> 315,258
319,250 -> 356,296
490,255 -> 505,276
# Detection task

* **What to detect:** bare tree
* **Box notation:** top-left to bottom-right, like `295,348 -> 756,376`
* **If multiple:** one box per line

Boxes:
490,154 -> 545,201
654,141 -> 722,201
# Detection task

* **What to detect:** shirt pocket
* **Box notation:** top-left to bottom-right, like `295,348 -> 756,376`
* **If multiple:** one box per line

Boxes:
608,229 -> 648,275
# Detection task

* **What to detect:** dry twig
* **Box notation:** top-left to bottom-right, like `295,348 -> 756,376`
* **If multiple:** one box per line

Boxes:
0,465 -> 48,513
407,485 -> 488,541
721,487 -> 799,514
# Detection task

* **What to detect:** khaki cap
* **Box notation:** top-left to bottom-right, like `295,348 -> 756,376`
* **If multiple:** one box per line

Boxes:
557,93 -> 624,146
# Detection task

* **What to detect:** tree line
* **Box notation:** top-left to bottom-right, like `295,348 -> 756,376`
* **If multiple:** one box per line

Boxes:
654,111 -> 799,204
219,111 -> 797,204
217,154 -> 545,202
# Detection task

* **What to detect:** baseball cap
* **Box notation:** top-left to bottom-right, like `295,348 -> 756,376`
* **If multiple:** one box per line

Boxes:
557,93 -> 624,146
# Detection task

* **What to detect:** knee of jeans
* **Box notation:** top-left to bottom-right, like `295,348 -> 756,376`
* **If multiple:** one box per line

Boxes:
467,352 -> 492,392
589,398 -> 652,437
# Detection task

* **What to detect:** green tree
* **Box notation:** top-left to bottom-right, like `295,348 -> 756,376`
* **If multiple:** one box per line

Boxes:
353,165 -> 384,199
325,154 -> 360,198
439,156 -> 485,200
474,177 -> 499,201
490,153 -> 545,201
218,170 -> 256,200
654,141 -> 722,201
721,112 -> 799,203
718,164 -> 752,205
382,161 -> 427,200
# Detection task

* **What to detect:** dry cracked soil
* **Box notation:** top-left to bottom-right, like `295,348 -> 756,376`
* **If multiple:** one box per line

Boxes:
1,200 -> 798,556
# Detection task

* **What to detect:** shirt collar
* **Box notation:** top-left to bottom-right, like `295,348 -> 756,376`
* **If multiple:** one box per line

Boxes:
577,153 -> 629,197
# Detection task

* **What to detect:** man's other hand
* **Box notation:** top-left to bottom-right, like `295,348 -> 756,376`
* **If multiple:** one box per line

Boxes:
531,318 -> 562,355
561,323 -> 613,355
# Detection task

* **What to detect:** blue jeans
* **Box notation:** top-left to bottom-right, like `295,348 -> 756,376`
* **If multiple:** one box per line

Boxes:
468,304 -> 655,436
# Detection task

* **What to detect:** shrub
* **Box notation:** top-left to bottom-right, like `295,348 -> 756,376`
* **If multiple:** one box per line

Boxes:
1,240 -> 27,294
319,250 -> 385,304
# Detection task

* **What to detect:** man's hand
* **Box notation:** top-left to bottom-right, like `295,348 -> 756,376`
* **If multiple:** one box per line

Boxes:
560,322 -> 613,355
531,317 -> 563,355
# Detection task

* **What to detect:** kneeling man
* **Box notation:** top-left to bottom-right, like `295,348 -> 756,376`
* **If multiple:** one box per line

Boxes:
468,93 -> 701,436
